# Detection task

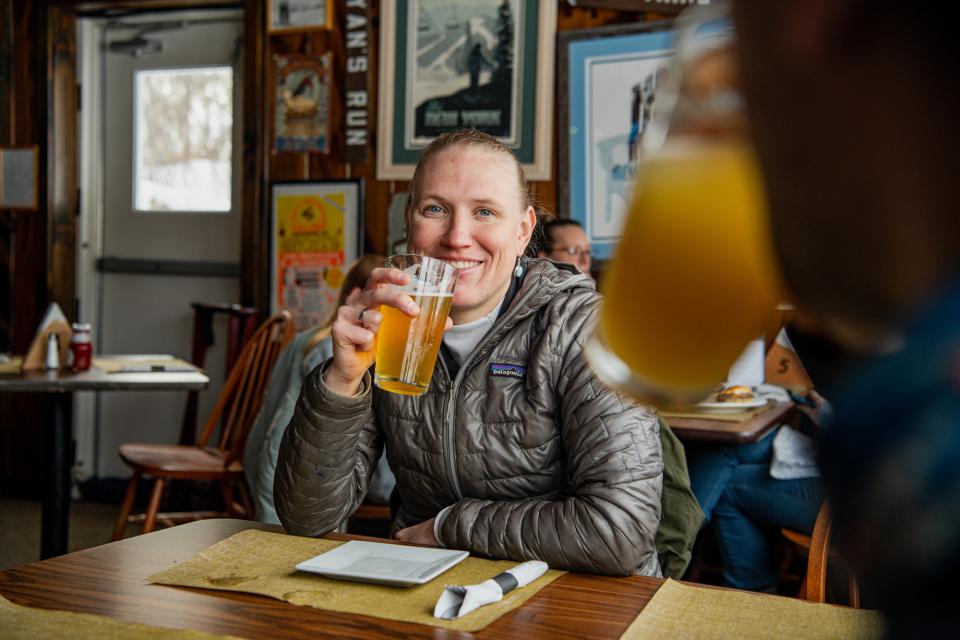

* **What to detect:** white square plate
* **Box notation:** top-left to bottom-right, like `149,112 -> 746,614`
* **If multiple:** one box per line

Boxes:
295,540 -> 469,587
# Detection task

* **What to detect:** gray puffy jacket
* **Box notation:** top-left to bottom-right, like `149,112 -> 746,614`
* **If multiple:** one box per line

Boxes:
275,259 -> 663,576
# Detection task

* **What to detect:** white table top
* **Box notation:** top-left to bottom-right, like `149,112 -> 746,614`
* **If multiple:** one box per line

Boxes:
0,355 -> 209,392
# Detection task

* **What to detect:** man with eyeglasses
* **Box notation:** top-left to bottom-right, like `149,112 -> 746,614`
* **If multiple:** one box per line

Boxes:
536,218 -> 592,279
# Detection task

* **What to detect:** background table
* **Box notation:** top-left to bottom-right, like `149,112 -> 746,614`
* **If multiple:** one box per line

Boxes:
0,519 -> 664,639
0,362 -> 208,559
665,400 -> 794,443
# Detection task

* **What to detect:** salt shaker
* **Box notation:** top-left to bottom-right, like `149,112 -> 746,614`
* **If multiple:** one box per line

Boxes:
45,333 -> 60,370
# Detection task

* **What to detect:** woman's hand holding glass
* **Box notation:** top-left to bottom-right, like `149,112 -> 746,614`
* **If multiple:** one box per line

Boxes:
325,264 -> 456,397
325,267 -> 418,396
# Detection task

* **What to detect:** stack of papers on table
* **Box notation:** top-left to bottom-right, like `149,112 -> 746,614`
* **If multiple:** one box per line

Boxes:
94,355 -> 197,373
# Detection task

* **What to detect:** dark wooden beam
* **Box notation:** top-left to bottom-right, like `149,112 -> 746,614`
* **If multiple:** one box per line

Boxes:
47,2 -> 77,319
241,0 -> 266,312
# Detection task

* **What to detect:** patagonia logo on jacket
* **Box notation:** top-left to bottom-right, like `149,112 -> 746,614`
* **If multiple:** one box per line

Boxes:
490,363 -> 526,379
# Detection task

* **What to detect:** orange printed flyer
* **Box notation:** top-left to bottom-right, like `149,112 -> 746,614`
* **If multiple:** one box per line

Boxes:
271,181 -> 362,330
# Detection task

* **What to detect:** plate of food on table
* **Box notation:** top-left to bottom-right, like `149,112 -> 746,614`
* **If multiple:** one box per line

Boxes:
696,385 -> 770,411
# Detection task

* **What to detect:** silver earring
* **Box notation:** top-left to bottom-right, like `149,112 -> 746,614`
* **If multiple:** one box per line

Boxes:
514,260 -> 523,278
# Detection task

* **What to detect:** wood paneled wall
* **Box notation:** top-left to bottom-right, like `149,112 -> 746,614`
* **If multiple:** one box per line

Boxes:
0,1 -> 666,494
245,0 -> 662,313
0,0 -> 77,497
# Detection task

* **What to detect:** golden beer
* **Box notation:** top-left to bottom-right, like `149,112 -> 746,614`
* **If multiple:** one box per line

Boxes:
593,140 -> 783,402
375,292 -> 454,396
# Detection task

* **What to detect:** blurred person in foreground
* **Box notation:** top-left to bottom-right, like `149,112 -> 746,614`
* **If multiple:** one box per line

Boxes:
244,255 -> 393,524
732,1 -> 959,633
536,218 -> 593,279
274,130 -> 701,577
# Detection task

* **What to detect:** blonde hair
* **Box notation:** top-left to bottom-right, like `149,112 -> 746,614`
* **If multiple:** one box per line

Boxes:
302,254 -> 385,355
406,130 -> 533,218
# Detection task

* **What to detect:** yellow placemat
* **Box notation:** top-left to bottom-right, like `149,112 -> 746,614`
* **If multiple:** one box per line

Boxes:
620,579 -> 886,640
0,355 -> 22,374
660,404 -> 770,423
0,594 -> 239,639
147,530 -> 565,633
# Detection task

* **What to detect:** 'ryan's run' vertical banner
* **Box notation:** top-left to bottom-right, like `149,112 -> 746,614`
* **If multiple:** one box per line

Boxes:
344,0 -> 370,163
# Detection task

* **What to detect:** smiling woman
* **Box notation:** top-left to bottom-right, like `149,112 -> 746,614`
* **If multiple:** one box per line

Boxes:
273,130 -> 702,578
405,132 -> 536,324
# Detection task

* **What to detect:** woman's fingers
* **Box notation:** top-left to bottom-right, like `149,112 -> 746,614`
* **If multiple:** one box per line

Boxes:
358,287 -> 418,317
357,307 -> 382,330
338,322 -> 376,352
343,286 -> 363,307
366,266 -> 410,289
361,268 -> 419,316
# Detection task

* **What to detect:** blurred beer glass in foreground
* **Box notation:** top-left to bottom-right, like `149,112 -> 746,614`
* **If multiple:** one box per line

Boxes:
375,254 -> 458,396
585,3 -> 783,407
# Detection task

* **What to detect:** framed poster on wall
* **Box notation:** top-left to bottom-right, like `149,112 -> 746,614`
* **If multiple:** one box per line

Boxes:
377,0 -> 555,180
270,180 -> 364,330
558,22 -> 675,262
267,0 -> 331,34
273,53 -> 332,153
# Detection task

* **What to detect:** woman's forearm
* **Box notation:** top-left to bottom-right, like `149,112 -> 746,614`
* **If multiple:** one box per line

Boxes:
274,362 -> 382,535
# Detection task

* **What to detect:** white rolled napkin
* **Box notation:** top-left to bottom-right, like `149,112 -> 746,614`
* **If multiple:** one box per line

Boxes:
433,560 -> 549,620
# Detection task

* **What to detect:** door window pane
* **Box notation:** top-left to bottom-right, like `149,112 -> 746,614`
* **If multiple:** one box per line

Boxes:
134,66 -> 233,212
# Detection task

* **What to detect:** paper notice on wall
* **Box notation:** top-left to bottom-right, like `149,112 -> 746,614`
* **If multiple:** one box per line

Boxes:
274,191 -> 347,330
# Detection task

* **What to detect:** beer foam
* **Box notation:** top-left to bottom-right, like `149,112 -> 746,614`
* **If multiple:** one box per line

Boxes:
394,263 -> 455,295
404,287 -> 453,297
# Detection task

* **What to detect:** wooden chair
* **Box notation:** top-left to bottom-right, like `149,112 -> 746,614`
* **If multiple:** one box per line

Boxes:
112,311 -> 294,540
179,302 -> 259,445
782,502 -> 860,606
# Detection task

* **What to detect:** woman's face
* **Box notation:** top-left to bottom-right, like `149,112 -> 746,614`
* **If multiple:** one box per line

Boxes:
407,145 -> 535,324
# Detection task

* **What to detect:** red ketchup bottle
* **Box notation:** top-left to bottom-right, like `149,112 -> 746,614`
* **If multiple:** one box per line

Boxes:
70,323 -> 93,372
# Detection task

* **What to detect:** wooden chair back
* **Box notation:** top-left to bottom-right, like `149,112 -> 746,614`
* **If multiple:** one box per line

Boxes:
194,311 -> 294,465
802,502 -> 860,607
179,302 -> 260,445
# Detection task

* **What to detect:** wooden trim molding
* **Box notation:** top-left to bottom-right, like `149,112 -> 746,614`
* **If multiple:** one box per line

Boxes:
97,257 -> 240,277
76,0 -> 242,16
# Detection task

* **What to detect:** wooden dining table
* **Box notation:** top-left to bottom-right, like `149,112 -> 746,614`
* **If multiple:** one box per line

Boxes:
664,400 -> 794,444
0,519 -> 665,639
0,362 -> 208,559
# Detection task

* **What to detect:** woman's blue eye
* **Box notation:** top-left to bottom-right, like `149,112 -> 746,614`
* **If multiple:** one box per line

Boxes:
423,204 -> 445,215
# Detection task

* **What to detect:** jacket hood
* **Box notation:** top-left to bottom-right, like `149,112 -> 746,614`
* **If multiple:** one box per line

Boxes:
510,257 -> 595,320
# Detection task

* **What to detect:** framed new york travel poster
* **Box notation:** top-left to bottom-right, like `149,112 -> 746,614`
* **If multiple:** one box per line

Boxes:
377,0 -> 555,180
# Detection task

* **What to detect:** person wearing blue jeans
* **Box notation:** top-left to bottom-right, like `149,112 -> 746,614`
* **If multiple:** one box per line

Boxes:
687,425 -> 822,592
688,431 -> 779,523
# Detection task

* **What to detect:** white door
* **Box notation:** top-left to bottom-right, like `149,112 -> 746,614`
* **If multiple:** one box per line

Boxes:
76,9 -> 244,480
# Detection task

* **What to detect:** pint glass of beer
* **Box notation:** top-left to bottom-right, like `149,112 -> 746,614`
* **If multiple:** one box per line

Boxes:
585,4 -> 784,407
374,255 -> 458,396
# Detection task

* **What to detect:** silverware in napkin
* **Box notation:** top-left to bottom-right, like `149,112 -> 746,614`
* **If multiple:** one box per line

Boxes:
433,560 -> 549,620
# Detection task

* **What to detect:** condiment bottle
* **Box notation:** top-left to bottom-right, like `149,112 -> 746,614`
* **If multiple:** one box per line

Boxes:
70,323 -> 93,372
